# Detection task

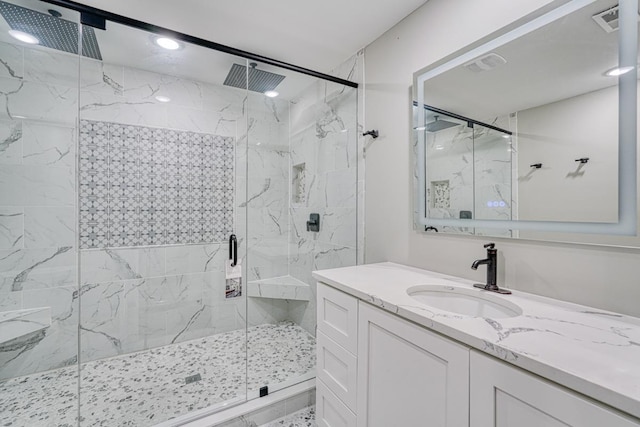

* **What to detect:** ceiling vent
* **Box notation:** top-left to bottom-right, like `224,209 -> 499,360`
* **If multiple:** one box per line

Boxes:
593,5 -> 621,33
463,53 -> 507,73
592,5 -> 640,33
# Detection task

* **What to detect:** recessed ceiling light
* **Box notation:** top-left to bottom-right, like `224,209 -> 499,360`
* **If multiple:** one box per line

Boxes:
605,66 -> 635,77
264,90 -> 279,98
155,95 -> 171,103
8,30 -> 39,44
155,37 -> 181,50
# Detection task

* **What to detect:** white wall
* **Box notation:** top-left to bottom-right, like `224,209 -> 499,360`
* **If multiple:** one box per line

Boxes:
363,0 -> 640,317
518,85 -> 618,223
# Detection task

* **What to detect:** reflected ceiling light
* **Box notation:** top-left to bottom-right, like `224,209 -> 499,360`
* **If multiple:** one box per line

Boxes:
413,126 -> 426,131
155,95 -> 171,103
8,30 -> 39,44
435,145 -> 444,150
264,90 -> 279,98
604,66 -> 635,76
155,37 -> 181,50
501,134 -> 511,139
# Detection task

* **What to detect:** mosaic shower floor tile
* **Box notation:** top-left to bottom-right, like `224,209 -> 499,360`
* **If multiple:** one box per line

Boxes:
261,406 -> 316,427
0,322 -> 315,427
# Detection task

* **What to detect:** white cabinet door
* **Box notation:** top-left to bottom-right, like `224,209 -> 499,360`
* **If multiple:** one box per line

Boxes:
317,283 -> 358,354
470,351 -> 640,427
356,302 -> 470,427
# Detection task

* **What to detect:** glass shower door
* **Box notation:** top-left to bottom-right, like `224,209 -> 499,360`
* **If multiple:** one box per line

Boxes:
76,18 -> 250,426
244,62 -> 359,398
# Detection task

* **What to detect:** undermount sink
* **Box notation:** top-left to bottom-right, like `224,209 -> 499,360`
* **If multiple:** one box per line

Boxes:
407,285 -> 522,318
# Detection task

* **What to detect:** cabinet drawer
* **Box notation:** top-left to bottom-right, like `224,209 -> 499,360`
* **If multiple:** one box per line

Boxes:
317,330 -> 358,412
317,282 -> 358,354
317,379 -> 357,427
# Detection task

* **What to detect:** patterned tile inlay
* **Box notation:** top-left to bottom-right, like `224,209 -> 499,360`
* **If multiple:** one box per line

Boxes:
79,120 -> 235,248
261,406 -> 316,427
0,322 -> 315,427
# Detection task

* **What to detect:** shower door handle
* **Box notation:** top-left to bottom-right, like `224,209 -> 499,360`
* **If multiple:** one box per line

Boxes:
229,234 -> 237,267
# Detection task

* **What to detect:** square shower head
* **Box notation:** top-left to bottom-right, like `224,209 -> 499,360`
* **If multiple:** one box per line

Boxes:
0,1 -> 102,60
223,63 -> 286,93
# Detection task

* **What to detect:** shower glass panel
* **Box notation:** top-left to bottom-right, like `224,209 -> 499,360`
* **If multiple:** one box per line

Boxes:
77,19 -> 249,426
0,0 -> 81,425
245,65 -> 358,396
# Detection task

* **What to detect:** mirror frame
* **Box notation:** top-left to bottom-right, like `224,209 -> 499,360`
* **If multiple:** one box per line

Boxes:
413,0 -> 638,236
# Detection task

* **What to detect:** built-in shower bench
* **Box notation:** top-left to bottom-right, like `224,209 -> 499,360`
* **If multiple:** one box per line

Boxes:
247,275 -> 311,301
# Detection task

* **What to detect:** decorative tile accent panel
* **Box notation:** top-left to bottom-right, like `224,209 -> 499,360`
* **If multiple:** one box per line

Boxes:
79,119 -> 234,249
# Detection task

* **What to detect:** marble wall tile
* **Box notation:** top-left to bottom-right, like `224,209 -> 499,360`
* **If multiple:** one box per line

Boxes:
321,168 -> 357,208
0,285 -> 77,379
23,47 -> 79,88
0,207 -> 23,250
0,246 -> 75,293
22,122 -> 75,168
165,104 -> 237,136
0,119 -> 22,164
202,84 -> 245,118
80,247 -> 166,285
124,67 -> 204,110
24,207 -> 74,248
165,243 -> 224,276
0,77 -> 78,124
0,164 -> 74,207
79,271 -> 235,361
80,58 -> 124,96
0,41 -> 23,80
80,90 -> 167,127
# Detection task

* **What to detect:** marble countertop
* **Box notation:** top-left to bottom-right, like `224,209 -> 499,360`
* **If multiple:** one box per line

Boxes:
312,262 -> 640,419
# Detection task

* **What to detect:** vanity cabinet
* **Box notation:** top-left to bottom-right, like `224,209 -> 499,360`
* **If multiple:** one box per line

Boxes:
315,282 -> 640,427
470,351 -> 640,427
356,302 -> 470,427
316,283 -> 469,427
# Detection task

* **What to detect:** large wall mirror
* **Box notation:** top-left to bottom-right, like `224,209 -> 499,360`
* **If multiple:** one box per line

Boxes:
413,0 -> 639,246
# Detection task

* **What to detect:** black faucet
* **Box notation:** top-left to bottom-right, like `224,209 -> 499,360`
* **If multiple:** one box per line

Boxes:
471,243 -> 511,295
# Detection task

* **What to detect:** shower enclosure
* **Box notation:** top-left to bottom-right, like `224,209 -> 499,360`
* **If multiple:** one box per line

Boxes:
0,1 -> 359,425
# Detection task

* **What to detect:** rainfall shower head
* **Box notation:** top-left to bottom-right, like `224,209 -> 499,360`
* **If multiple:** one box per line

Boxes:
0,1 -> 102,60
223,62 -> 285,93
426,115 -> 460,132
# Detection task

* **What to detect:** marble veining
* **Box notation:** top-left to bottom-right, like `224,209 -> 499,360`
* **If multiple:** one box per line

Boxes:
313,262 -> 640,420
0,322 -> 315,427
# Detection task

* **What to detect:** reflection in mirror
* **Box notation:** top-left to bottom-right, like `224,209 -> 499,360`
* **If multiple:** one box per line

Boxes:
413,0 -> 638,243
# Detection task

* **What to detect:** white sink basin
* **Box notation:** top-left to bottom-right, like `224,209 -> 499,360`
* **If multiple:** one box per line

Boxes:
407,285 -> 522,318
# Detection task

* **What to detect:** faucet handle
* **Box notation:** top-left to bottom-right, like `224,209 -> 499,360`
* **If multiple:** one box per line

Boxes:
483,243 -> 495,249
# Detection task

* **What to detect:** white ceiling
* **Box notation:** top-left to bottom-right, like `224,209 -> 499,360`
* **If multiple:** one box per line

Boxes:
73,0 -> 429,73
421,0 -> 639,123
